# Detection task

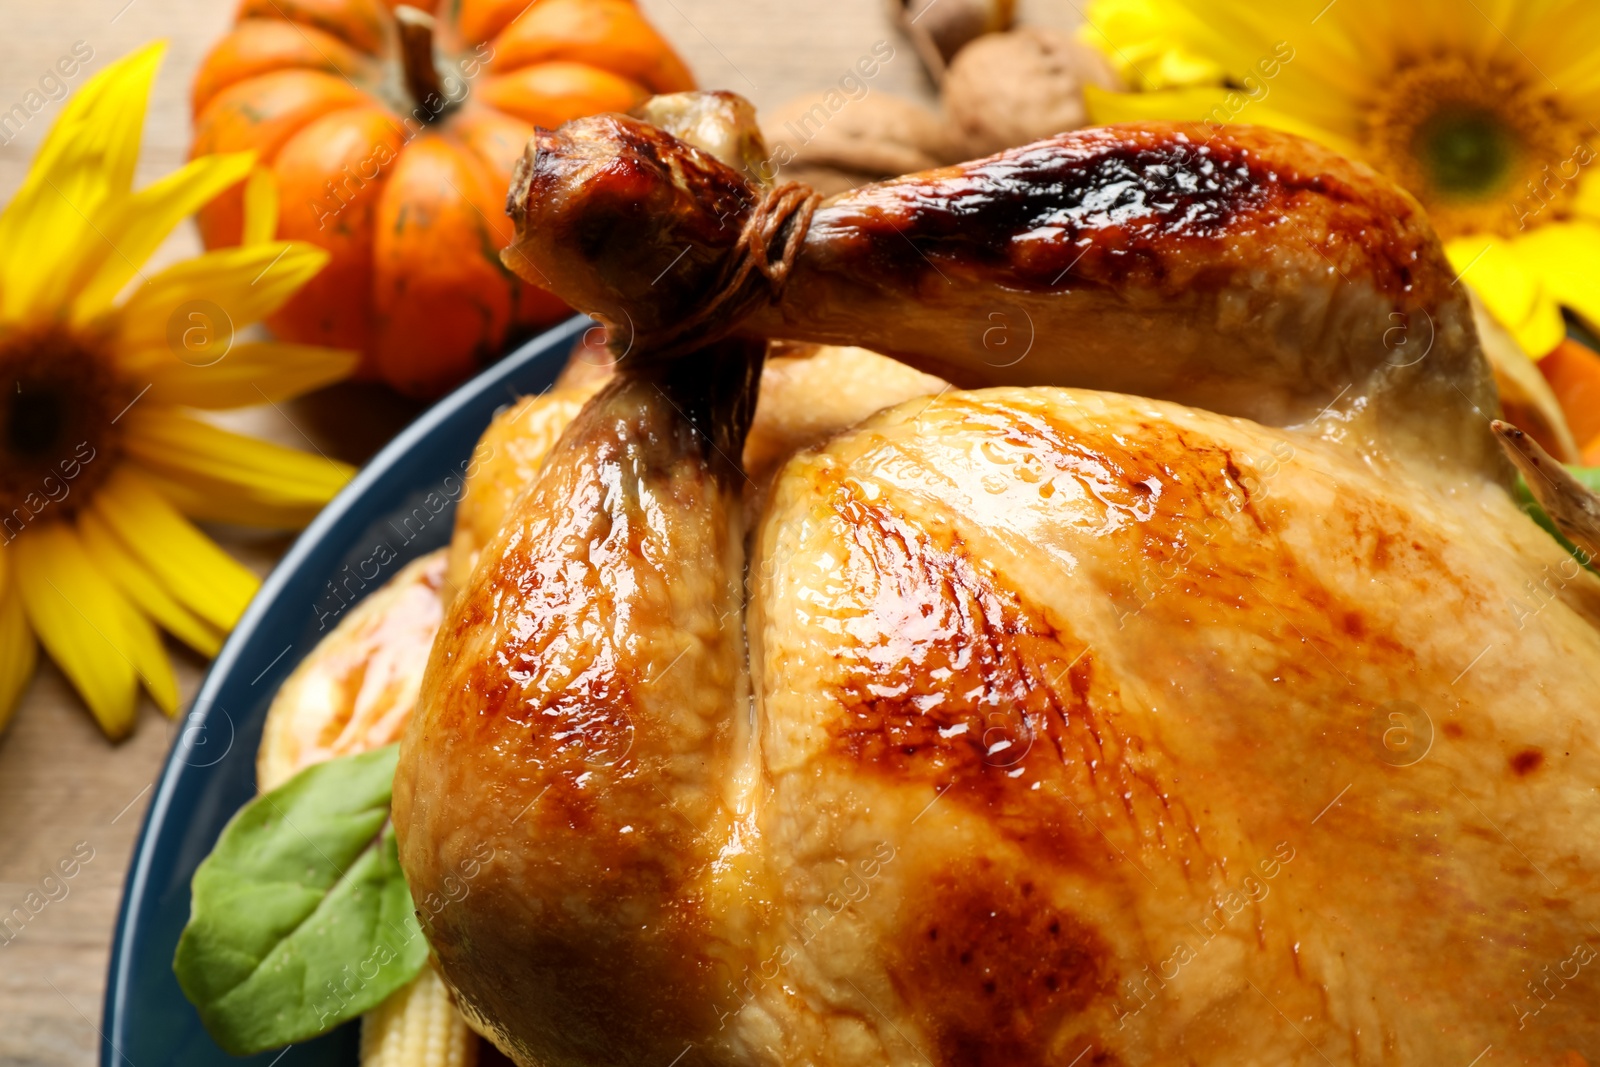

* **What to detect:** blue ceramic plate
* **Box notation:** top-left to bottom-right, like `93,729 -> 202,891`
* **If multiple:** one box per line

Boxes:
101,316 -> 589,1067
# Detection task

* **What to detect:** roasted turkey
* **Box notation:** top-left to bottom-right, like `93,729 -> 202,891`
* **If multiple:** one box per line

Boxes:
392,95 -> 1600,1066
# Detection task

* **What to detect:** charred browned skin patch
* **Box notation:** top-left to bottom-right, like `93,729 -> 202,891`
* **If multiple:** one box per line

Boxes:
1511,747 -> 1546,776
888,862 -> 1115,1067
812,125 -> 1437,301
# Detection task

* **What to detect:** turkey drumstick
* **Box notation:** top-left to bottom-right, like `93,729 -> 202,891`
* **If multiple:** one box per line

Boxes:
504,112 -> 1499,474
394,335 -> 766,1065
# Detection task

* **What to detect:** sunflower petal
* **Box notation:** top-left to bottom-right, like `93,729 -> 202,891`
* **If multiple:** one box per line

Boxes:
133,341 -> 358,409
0,42 -> 166,324
1507,0 -> 1600,117
121,407 -> 353,512
1512,220 -> 1600,338
242,165 -> 281,246
1078,0 -> 1226,89
0,552 -> 40,734
1221,104 -> 1366,161
11,524 -> 140,739
114,242 -> 330,351
77,508 -> 222,657
1447,236 -> 1568,358
1081,85 -> 1365,160
88,467 -> 260,633
134,469 -> 333,529
1083,82 -> 1231,123
73,151 -> 258,321
29,41 -> 163,194
1084,0 -> 1373,130
107,577 -> 179,717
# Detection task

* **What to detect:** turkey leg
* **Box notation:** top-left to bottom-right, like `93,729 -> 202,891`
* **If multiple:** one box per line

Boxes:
394,337 -> 766,1066
504,111 -> 1500,474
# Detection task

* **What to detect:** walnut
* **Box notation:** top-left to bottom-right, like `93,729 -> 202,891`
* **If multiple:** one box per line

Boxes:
762,92 -> 962,193
895,0 -> 1016,73
943,26 -> 1123,157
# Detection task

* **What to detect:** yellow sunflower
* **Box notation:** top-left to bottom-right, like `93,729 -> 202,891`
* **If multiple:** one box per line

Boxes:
1080,0 -> 1600,359
0,42 -> 357,740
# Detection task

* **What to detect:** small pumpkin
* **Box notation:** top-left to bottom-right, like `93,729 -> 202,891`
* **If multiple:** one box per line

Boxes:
191,0 -> 694,396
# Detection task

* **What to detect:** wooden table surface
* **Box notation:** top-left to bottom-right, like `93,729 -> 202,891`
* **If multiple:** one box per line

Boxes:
0,1 -> 1070,1061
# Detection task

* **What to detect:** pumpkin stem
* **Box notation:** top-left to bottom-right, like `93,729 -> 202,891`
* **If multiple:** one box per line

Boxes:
395,5 -> 449,118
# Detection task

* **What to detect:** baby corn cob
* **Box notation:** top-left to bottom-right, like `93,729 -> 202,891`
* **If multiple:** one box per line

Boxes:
360,966 -> 478,1067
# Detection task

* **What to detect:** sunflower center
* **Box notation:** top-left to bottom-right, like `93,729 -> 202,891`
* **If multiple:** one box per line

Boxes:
1412,107 -> 1517,198
8,387 -> 67,457
0,328 -> 129,532
1364,57 -> 1590,239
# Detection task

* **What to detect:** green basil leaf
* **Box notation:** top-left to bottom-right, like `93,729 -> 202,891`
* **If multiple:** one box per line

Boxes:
173,743 -> 427,1056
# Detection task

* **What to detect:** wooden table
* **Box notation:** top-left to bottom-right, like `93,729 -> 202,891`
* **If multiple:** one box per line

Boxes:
0,1 -> 1068,1061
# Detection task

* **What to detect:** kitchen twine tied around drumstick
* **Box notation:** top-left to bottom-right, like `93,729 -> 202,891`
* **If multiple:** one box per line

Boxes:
641,179 -> 822,358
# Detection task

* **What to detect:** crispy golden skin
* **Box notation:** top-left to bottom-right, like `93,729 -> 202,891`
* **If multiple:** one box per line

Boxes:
744,389 -> 1600,1065
401,379 -> 1600,1066
445,384 -> 605,595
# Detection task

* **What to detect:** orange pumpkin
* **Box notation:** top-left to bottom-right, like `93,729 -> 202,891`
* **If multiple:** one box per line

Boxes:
191,0 -> 695,396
